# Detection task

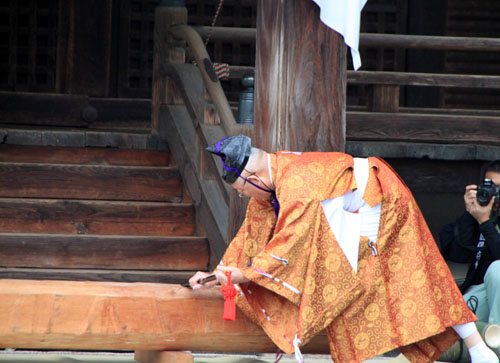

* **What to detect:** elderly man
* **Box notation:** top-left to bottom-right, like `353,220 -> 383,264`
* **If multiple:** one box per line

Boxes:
189,134 -> 498,363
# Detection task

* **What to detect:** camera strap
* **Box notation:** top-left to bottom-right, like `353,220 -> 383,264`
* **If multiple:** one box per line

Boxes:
473,234 -> 485,270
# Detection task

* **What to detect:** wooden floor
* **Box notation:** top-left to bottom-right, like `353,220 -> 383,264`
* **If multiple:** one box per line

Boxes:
0,350 -> 408,363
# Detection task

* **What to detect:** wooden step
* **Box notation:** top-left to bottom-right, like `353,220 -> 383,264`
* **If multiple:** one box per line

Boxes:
0,233 -> 209,271
0,163 -> 182,201
0,279 -> 329,353
0,268 -> 196,284
0,144 -> 173,166
0,126 -> 166,150
0,198 -> 195,236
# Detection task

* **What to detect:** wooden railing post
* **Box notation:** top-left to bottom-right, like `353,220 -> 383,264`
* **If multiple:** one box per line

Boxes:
368,84 -> 400,113
152,0 -> 187,134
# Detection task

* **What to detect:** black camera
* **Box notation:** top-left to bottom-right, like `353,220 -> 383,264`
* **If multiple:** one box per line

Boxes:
476,178 -> 500,206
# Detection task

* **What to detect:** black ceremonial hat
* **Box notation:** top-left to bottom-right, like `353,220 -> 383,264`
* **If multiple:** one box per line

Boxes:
205,134 -> 251,183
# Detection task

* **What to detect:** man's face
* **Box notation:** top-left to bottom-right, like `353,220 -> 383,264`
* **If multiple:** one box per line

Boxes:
231,170 -> 272,200
484,171 -> 500,215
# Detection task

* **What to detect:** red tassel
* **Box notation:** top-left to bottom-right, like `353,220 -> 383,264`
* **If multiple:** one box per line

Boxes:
221,271 -> 237,321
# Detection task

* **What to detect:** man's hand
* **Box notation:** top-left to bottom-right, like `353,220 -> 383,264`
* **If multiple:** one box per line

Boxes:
188,266 -> 249,290
215,266 -> 249,285
464,184 -> 495,224
188,271 -> 218,290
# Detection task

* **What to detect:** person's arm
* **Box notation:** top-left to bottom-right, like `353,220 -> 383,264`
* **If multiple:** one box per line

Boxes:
464,183 -> 500,258
189,197 -> 276,289
439,211 -> 480,263
439,184 -> 497,262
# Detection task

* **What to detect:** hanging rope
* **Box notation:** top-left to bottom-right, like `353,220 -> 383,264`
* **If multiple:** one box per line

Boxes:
198,0 -> 229,81
204,0 -> 224,48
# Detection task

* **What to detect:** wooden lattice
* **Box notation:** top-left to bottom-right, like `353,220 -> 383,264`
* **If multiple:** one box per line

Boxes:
347,0 -> 408,106
117,0 -> 157,98
0,0 -> 59,92
442,0 -> 500,110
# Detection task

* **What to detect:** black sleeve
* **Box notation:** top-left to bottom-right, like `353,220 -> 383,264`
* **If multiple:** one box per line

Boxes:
439,212 -> 479,263
478,219 -> 500,259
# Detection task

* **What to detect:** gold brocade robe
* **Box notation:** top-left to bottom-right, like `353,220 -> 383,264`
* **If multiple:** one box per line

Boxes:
222,152 -> 476,363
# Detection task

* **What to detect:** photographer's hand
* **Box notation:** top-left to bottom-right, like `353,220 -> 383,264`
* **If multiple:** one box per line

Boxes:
464,184 -> 494,224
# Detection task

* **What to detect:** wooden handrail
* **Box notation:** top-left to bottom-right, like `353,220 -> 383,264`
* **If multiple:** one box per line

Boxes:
153,11 -> 252,261
360,33 -> 500,52
194,25 -> 500,52
169,24 -> 240,136
211,64 -> 500,89
193,26 -> 256,43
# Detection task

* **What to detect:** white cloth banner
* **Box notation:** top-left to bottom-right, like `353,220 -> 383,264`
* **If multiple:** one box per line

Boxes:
311,0 -> 368,70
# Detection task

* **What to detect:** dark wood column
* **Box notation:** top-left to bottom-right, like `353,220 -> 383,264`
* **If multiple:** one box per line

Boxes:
254,0 -> 347,152
56,0 -> 114,96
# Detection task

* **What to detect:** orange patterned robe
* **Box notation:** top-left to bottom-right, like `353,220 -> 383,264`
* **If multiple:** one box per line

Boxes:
222,152 -> 476,363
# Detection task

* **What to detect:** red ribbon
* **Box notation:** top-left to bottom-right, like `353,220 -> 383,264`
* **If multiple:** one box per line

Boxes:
221,271 -> 237,321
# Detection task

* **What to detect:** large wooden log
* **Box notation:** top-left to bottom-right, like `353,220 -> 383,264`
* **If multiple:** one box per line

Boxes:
0,279 -> 329,353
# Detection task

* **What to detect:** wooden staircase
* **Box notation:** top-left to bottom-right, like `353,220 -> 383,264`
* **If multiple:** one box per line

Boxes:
0,142 -> 210,284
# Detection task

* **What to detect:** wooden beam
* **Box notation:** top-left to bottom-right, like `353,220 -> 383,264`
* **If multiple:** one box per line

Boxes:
359,33 -> 500,52
192,26 -> 500,52
347,71 -> 500,89
254,0 -> 346,152
0,279 -> 329,353
0,92 -> 89,127
347,111 -> 500,145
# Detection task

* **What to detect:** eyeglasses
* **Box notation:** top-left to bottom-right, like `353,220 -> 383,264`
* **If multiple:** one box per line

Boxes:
238,170 -> 256,198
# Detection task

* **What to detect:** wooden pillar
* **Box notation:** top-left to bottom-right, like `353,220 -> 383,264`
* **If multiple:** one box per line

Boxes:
152,2 -> 187,134
369,85 -> 400,112
254,0 -> 347,152
57,0 -> 114,96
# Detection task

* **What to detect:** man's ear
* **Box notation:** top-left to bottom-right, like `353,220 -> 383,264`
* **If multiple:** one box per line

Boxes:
246,173 -> 260,184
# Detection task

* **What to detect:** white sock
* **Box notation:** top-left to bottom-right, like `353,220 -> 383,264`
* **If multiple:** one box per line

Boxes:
469,342 -> 499,363
453,322 -> 478,339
